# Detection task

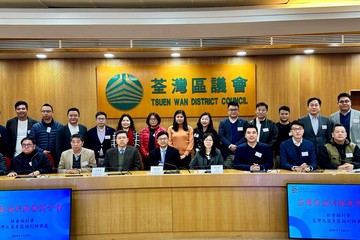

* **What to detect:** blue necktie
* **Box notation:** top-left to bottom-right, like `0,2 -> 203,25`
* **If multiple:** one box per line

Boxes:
120,149 -> 124,154
161,149 -> 166,164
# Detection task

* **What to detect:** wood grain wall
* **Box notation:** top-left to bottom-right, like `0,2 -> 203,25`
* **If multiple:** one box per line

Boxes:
1,54 -> 360,131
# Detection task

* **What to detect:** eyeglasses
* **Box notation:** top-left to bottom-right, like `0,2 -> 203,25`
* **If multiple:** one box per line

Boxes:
204,139 -> 213,142
228,108 -> 239,112
339,100 -> 350,104
158,138 -> 168,141
149,118 -> 158,121
97,117 -> 106,120
21,144 -> 34,148
291,127 -> 304,132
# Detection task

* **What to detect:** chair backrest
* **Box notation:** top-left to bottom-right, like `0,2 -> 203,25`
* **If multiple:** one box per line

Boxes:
46,153 -> 56,173
5,156 -> 11,170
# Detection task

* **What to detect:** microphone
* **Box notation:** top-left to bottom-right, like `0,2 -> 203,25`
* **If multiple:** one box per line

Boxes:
162,162 -> 181,174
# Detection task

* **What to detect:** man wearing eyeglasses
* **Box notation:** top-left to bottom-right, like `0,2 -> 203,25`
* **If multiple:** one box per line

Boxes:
280,121 -> 317,172
7,137 -> 53,177
147,131 -> 180,170
330,93 -> 360,147
218,101 -> 249,168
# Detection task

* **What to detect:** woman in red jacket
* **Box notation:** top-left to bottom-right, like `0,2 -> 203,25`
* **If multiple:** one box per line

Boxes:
140,113 -> 166,169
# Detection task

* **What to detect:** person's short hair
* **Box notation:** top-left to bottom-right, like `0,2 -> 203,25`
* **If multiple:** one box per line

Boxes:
15,101 -> 28,110
332,123 -> 346,132
157,131 -> 169,139
115,130 -> 128,138
256,102 -> 268,110
42,103 -> 53,111
70,133 -> 84,141
279,105 -> 290,113
290,120 -> 304,129
146,112 -> 161,126
95,111 -> 107,119
337,92 -> 351,101
227,101 -> 239,108
307,97 -> 321,106
67,107 -> 80,116
20,137 -> 36,145
244,125 -> 258,134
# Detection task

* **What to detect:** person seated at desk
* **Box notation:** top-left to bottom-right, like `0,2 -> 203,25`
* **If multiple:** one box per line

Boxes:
280,120 -> 317,172
0,153 -> 7,175
318,124 -> 360,170
104,130 -> 141,171
233,125 -> 273,171
147,131 -> 181,170
7,137 -> 53,177
189,132 -> 223,169
58,133 -> 97,174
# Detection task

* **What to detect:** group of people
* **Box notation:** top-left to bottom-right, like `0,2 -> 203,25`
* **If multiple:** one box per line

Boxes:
0,92 -> 359,176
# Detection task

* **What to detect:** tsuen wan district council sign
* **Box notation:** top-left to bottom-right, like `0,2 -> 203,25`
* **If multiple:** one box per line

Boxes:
97,64 -> 256,118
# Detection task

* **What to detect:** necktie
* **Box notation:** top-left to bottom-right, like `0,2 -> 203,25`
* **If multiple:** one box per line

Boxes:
161,149 -> 166,164
120,149 -> 124,154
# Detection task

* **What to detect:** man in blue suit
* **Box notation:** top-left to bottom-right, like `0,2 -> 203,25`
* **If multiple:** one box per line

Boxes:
280,120 -> 317,172
218,101 -> 248,168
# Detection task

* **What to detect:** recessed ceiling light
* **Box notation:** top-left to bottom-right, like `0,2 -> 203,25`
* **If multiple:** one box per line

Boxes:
104,53 -> 115,58
304,49 -> 315,54
36,54 -> 47,59
171,52 -> 181,57
236,51 -> 247,56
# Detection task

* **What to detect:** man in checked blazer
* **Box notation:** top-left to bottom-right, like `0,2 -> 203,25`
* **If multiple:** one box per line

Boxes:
104,130 -> 141,171
147,131 -> 181,170
58,133 -> 96,174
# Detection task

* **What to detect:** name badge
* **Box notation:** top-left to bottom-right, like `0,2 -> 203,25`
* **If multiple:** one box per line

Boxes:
301,151 -> 309,156
81,161 -> 88,167
27,130 -> 31,134
211,165 -> 224,174
354,119 -> 360,124
92,167 -> 106,176
46,127 -> 51,133
105,135 -> 111,139
288,132 -> 292,136
255,152 -> 262,158
237,127 -> 243,131
194,133 -> 199,138
262,128 -> 269,132
346,153 -> 354,158
150,166 -> 164,175
321,125 -> 327,130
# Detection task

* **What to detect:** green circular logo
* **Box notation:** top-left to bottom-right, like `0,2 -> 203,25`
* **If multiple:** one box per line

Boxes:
105,73 -> 143,110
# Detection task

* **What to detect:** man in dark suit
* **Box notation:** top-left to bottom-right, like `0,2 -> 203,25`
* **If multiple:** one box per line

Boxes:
147,131 -> 181,170
85,112 -> 115,166
218,101 -> 248,168
56,107 -> 87,162
298,97 -> 332,155
104,130 -> 141,171
6,101 -> 37,158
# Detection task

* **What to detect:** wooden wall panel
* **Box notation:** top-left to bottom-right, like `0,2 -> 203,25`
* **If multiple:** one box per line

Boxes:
1,54 -> 360,132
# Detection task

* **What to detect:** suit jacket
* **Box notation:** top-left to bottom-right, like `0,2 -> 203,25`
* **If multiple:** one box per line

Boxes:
147,146 -> 181,170
248,118 -> 278,149
298,114 -> 332,154
0,125 -> 11,158
58,147 -> 97,173
218,117 -> 249,157
280,138 -> 317,171
6,116 -> 38,158
9,151 -> 53,174
56,124 -> 87,161
330,109 -> 360,147
189,149 -> 223,169
85,125 -> 116,159
104,146 -> 141,171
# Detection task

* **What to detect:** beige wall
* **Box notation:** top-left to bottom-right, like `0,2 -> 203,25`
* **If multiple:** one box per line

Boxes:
1,54 -> 360,131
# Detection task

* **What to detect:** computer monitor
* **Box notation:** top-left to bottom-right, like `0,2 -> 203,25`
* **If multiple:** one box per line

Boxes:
287,183 -> 360,239
0,188 -> 72,240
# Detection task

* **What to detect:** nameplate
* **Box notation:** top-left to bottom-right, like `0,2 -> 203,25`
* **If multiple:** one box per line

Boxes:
92,167 -> 106,176
150,166 -> 164,175
211,165 -> 224,174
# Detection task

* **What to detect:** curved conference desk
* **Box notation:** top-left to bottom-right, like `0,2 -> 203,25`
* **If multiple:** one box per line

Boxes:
1,170 -> 359,239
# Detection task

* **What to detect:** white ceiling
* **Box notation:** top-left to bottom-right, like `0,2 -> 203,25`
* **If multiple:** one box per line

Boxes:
1,0 -> 360,59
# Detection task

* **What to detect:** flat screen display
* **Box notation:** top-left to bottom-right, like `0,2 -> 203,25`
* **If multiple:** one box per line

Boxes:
0,188 -> 72,240
287,183 -> 360,239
